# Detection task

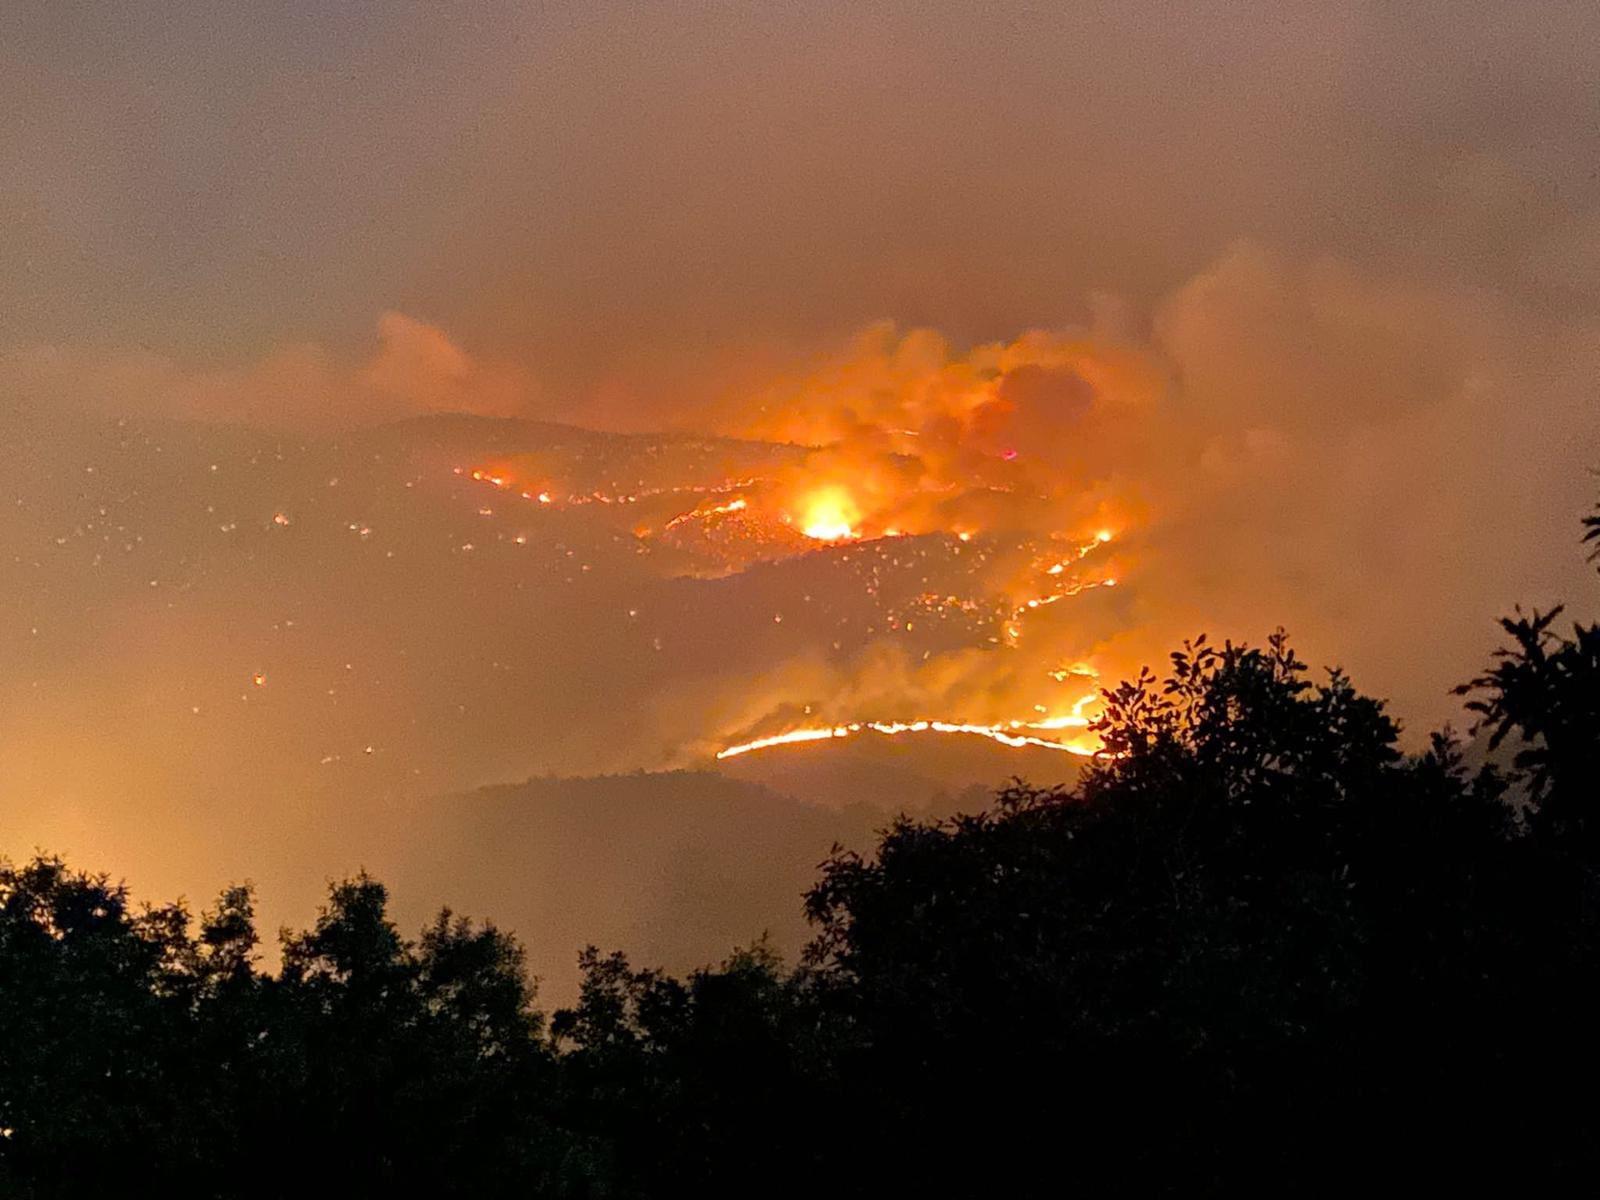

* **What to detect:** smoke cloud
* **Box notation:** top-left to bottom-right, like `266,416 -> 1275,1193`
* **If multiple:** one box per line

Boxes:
679,240 -> 1597,745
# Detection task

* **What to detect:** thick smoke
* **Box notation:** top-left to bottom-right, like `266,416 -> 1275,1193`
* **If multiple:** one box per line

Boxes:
690,240 -> 1599,748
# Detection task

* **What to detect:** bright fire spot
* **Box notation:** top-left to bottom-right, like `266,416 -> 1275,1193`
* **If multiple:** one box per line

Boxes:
716,715 -> 1102,760
795,486 -> 861,541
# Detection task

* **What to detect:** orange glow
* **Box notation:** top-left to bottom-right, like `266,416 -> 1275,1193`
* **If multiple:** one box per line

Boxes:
663,496 -> 748,531
716,714 -> 1103,760
794,485 -> 862,541
458,430 -> 1137,768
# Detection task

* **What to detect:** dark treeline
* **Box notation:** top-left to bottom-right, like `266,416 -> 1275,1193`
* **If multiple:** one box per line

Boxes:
3,507 -> 1599,1196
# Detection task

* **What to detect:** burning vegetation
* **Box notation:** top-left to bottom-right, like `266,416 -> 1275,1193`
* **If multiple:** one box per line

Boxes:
458,324 -> 1151,762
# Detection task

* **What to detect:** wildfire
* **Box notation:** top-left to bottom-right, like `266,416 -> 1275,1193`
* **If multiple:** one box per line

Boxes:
716,714 -> 1103,760
793,485 -> 862,541
457,399 -> 1136,769
663,497 -> 748,532
458,465 -> 763,511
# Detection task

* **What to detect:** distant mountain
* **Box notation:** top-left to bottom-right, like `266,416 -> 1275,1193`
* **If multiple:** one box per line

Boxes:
366,744 -> 1080,1006
378,770 -> 891,1003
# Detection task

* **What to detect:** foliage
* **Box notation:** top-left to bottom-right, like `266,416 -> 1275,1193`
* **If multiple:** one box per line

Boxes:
1458,607 -> 1600,853
0,866 -> 563,1197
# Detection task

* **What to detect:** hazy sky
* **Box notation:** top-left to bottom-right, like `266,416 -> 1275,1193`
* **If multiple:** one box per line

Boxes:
10,0 -> 1594,677
5,2 -> 1597,411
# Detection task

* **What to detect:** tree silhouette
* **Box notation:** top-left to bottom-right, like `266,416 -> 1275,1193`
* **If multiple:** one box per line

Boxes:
0,858 -> 210,1193
799,633 -> 1541,1190
552,940 -> 824,1195
1459,502 -> 1600,859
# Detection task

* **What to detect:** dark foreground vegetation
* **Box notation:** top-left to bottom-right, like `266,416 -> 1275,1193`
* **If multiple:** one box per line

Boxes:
3,507 -> 1599,1196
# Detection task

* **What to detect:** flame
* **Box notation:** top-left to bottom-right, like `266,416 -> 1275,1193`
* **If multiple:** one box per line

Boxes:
794,485 -> 862,541
663,496 -> 748,531
459,465 -> 761,511
458,415 -> 1136,768
716,714 -> 1102,760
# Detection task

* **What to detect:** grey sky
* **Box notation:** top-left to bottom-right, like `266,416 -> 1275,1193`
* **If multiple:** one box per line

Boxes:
4,2 -> 1596,411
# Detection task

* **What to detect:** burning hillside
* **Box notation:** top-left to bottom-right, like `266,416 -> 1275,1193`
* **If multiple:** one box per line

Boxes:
457,324 -> 1151,761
